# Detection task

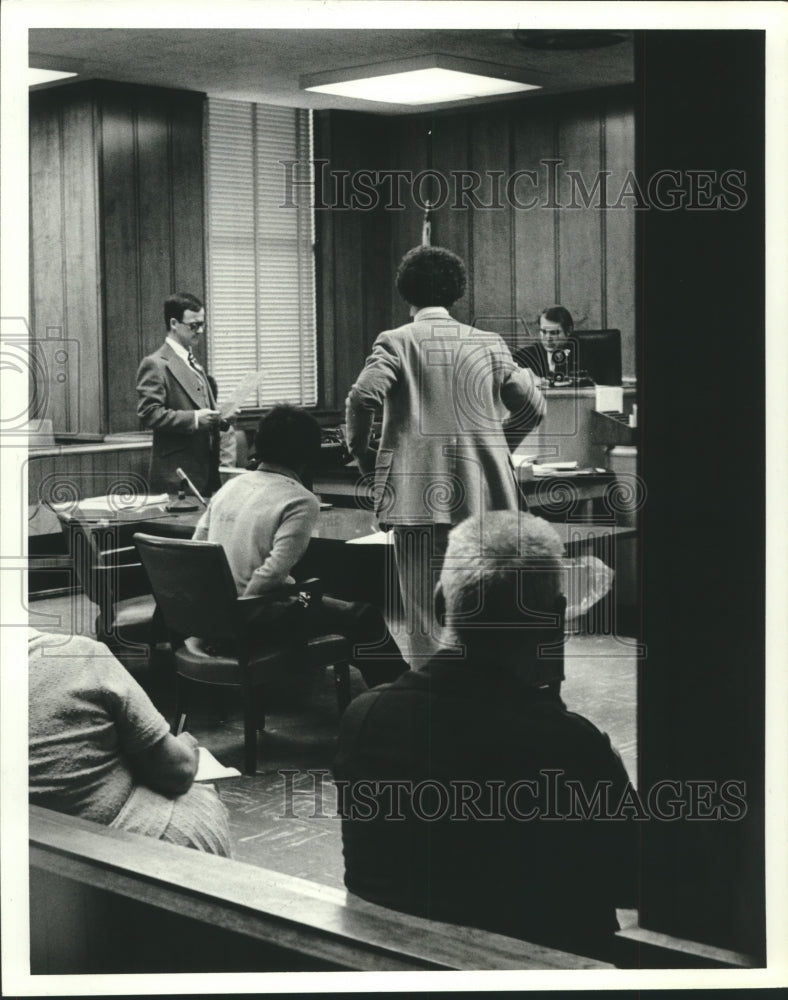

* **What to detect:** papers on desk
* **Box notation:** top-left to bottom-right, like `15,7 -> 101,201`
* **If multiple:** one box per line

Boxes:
511,453 -> 539,469
346,529 -> 394,545
514,455 -> 591,478
49,493 -> 170,515
195,747 -> 241,781
531,461 -> 579,477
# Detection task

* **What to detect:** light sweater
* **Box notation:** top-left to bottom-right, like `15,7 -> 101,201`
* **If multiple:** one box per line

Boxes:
28,630 -> 170,825
192,464 -> 319,597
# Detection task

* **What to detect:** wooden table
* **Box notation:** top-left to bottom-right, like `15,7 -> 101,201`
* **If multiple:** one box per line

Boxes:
34,486 -> 635,610
132,505 -> 633,552
311,464 -> 623,524
130,506 -> 634,608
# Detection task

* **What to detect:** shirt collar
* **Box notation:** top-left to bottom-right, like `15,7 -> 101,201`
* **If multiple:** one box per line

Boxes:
256,461 -> 303,485
166,336 -> 191,362
413,306 -> 451,323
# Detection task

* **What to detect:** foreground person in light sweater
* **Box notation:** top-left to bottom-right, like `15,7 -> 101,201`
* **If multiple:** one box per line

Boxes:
28,629 -> 231,855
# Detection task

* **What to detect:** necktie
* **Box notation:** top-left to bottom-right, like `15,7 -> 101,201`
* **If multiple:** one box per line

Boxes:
187,350 -> 212,405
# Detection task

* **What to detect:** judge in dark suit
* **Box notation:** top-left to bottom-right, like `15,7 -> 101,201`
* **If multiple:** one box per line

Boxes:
514,305 -> 575,383
136,292 -> 222,496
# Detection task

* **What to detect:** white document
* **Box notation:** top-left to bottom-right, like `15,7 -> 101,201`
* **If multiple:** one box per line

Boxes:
51,492 -> 169,513
195,747 -> 241,781
534,460 -> 578,470
595,385 -> 624,412
220,371 -> 265,419
532,461 -> 579,477
346,530 -> 394,545
510,453 -> 539,468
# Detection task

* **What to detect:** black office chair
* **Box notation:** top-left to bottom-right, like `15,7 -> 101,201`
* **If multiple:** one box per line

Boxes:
133,532 -> 352,774
55,513 -> 160,672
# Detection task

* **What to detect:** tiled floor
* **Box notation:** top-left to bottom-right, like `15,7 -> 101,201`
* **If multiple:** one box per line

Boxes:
30,592 -> 638,890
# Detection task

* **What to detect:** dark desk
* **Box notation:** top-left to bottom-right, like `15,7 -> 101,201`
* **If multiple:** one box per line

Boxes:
134,505 -> 381,543
46,498 -> 635,611
132,505 -> 633,551
131,506 -> 634,608
312,465 -> 622,523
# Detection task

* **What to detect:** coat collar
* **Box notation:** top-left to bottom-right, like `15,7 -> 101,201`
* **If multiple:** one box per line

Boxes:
413,306 -> 452,323
158,341 -> 205,408
256,462 -> 304,485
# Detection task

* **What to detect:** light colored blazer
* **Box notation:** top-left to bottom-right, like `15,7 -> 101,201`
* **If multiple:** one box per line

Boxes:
346,307 -> 545,526
136,342 -> 219,495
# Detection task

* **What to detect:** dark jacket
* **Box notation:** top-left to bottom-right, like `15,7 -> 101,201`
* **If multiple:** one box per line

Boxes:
334,654 -> 637,959
136,341 -> 220,495
513,341 -> 553,379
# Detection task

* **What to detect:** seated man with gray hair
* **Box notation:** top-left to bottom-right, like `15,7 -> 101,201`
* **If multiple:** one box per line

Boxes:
334,511 -> 636,962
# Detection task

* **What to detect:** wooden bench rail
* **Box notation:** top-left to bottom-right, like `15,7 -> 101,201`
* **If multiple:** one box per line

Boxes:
29,805 -> 610,974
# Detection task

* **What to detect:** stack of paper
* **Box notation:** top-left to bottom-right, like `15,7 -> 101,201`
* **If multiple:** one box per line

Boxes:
532,461 -> 579,477
195,747 -> 241,781
511,453 -> 538,469
346,529 -> 394,545
51,493 -> 170,514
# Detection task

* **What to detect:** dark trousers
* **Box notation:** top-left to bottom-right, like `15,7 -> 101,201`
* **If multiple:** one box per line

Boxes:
266,595 -> 409,688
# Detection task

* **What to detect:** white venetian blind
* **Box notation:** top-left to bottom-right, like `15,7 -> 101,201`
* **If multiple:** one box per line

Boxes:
205,99 -> 317,408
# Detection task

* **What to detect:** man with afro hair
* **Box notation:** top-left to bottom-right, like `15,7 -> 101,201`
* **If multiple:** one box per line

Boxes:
346,246 -> 545,664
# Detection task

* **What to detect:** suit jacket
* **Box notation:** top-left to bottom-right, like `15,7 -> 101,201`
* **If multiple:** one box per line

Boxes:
513,341 -> 551,379
514,340 -> 579,382
346,308 -> 545,526
136,341 -> 220,495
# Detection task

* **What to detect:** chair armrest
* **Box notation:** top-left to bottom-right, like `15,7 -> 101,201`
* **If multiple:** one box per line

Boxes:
235,592 -> 286,634
235,578 -> 325,632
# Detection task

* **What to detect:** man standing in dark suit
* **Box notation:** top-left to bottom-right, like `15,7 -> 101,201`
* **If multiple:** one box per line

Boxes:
136,292 -> 222,496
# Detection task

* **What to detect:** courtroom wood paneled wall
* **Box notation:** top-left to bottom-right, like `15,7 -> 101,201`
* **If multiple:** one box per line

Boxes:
30,81 -> 205,436
100,83 -> 205,433
316,86 -> 636,410
27,444 -> 152,507
31,83 -> 633,429
30,88 -> 103,436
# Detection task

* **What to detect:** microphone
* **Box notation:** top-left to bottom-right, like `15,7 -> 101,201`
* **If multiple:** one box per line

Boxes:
166,485 -> 199,513
174,467 -> 207,508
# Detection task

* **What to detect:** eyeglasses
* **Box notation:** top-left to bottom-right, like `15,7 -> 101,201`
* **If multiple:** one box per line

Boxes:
181,320 -> 206,332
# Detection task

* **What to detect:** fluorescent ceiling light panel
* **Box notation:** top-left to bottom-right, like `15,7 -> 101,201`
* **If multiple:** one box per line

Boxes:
302,54 -> 540,106
29,68 -> 77,86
